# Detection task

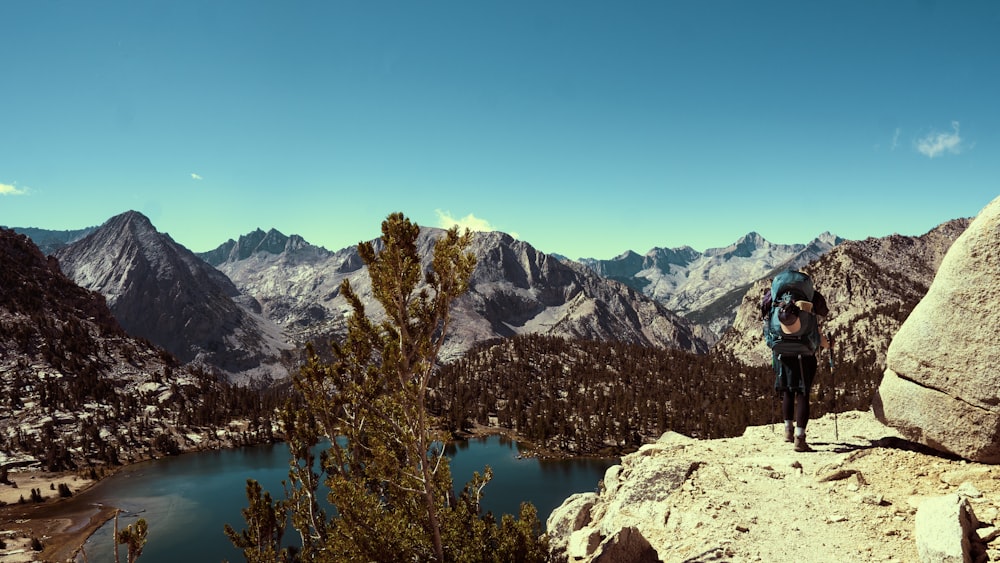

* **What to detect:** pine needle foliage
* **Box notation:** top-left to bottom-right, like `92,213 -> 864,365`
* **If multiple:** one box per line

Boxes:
228,213 -> 548,562
224,479 -> 290,563
114,513 -> 149,563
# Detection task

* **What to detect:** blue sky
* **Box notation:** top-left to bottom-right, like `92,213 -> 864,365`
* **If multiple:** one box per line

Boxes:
2,1 -> 998,260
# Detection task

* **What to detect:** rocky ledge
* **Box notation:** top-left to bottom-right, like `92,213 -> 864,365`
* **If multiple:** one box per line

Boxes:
548,410 -> 1000,562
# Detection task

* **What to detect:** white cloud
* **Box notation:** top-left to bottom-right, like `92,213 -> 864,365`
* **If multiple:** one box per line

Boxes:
0,182 -> 28,196
891,128 -> 901,151
191,173 -> 203,180
916,121 -> 964,158
435,210 -> 519,239
435,210 -> 494,232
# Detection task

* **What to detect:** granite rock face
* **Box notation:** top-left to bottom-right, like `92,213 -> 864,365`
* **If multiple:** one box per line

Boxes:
543,411 -> 949,563
55,211 -> 292,383
874,195 -> 1000,462
207,227 -> 713,361
915,494 -> 976,563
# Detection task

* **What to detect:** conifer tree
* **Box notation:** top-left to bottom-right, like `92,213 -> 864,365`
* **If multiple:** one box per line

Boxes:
224,479 -> 289,562
229,213 -> 547,562
114,512 -> 148,563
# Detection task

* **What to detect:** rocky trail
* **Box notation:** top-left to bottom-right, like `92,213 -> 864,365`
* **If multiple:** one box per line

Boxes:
549,410 -> 1000,562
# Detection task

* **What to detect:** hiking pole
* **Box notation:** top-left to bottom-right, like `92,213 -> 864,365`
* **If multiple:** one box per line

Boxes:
827,333 -> 838,441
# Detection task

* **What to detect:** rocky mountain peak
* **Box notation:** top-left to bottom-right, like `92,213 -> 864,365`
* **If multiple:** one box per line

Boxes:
704,231 -> 770,259
248,228 -> 291,255
455,229 -> 712,357
107,209 -> 155,231
646,245 -> 701,270
199,227 -> 334,269
1,226 -> 280,484
198,227 -> 291,266
614,249 -> 642,261
99,210 -> 182,258
815,231 -> 842,246
285,233 -> 310,252
228,228 -> 290,260
55,210 -> 236,304
54,212 -> 291,382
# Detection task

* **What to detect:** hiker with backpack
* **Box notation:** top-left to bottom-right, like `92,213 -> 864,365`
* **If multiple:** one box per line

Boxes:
761,270 -> 831,452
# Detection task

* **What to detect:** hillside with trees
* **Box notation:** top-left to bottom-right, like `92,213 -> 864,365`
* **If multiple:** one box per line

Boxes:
436,334 -> 882,456
0,227 -> 283,473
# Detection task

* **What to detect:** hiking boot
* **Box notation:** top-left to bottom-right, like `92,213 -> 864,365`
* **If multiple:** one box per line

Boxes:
794,436 -> 813,452
784,427 -> 794,443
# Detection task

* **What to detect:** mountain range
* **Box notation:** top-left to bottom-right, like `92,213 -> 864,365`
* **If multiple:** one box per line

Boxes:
6,226 -> 94,256
2,208 -> 976,471
8,210 -> 971,384
199,226 -> 712,362
579,231 -> 842,334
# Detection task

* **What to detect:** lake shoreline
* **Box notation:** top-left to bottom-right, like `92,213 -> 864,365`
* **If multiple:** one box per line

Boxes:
0,440 -> 254,562
457,422 -> 631,460
0,425 -> 619,561
0,468 -> 120,562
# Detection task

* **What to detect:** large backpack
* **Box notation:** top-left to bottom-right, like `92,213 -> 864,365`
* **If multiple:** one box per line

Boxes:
761,270 -> 822,355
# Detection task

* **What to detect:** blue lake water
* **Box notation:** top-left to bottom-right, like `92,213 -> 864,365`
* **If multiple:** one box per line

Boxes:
78,436 -> 615,562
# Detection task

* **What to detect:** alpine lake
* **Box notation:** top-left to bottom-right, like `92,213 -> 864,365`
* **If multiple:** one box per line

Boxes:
76,435 -> 616,562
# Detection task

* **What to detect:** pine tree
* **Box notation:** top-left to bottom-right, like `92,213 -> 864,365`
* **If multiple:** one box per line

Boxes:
224,479 -> 289,562
114,512 -> 148,563
229,213 -> 547,562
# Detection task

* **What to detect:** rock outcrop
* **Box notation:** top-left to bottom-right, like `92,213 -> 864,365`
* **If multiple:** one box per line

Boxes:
546,410 -> 1000,563
915,494 -> 977,563
873,196 -> 1000,463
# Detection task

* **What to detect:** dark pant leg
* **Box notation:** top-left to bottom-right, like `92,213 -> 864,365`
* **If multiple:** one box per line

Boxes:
782,390 -> 794,421
795,393 -> 810,429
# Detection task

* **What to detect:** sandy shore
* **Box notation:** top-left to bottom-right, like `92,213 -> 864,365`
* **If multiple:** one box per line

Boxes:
0,469 -> 118,562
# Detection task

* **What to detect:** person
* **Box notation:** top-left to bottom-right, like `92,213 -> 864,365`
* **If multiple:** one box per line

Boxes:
771,284 -> 830,452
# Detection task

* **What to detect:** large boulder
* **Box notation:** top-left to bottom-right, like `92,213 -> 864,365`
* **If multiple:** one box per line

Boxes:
874,195 -> 1000,462
547,492 -> 600,562
546,433 -> 699,563
915,494 -> 977,563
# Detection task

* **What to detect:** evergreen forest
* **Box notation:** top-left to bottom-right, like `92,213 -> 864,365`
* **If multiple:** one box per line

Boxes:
435,334 -> 882,456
